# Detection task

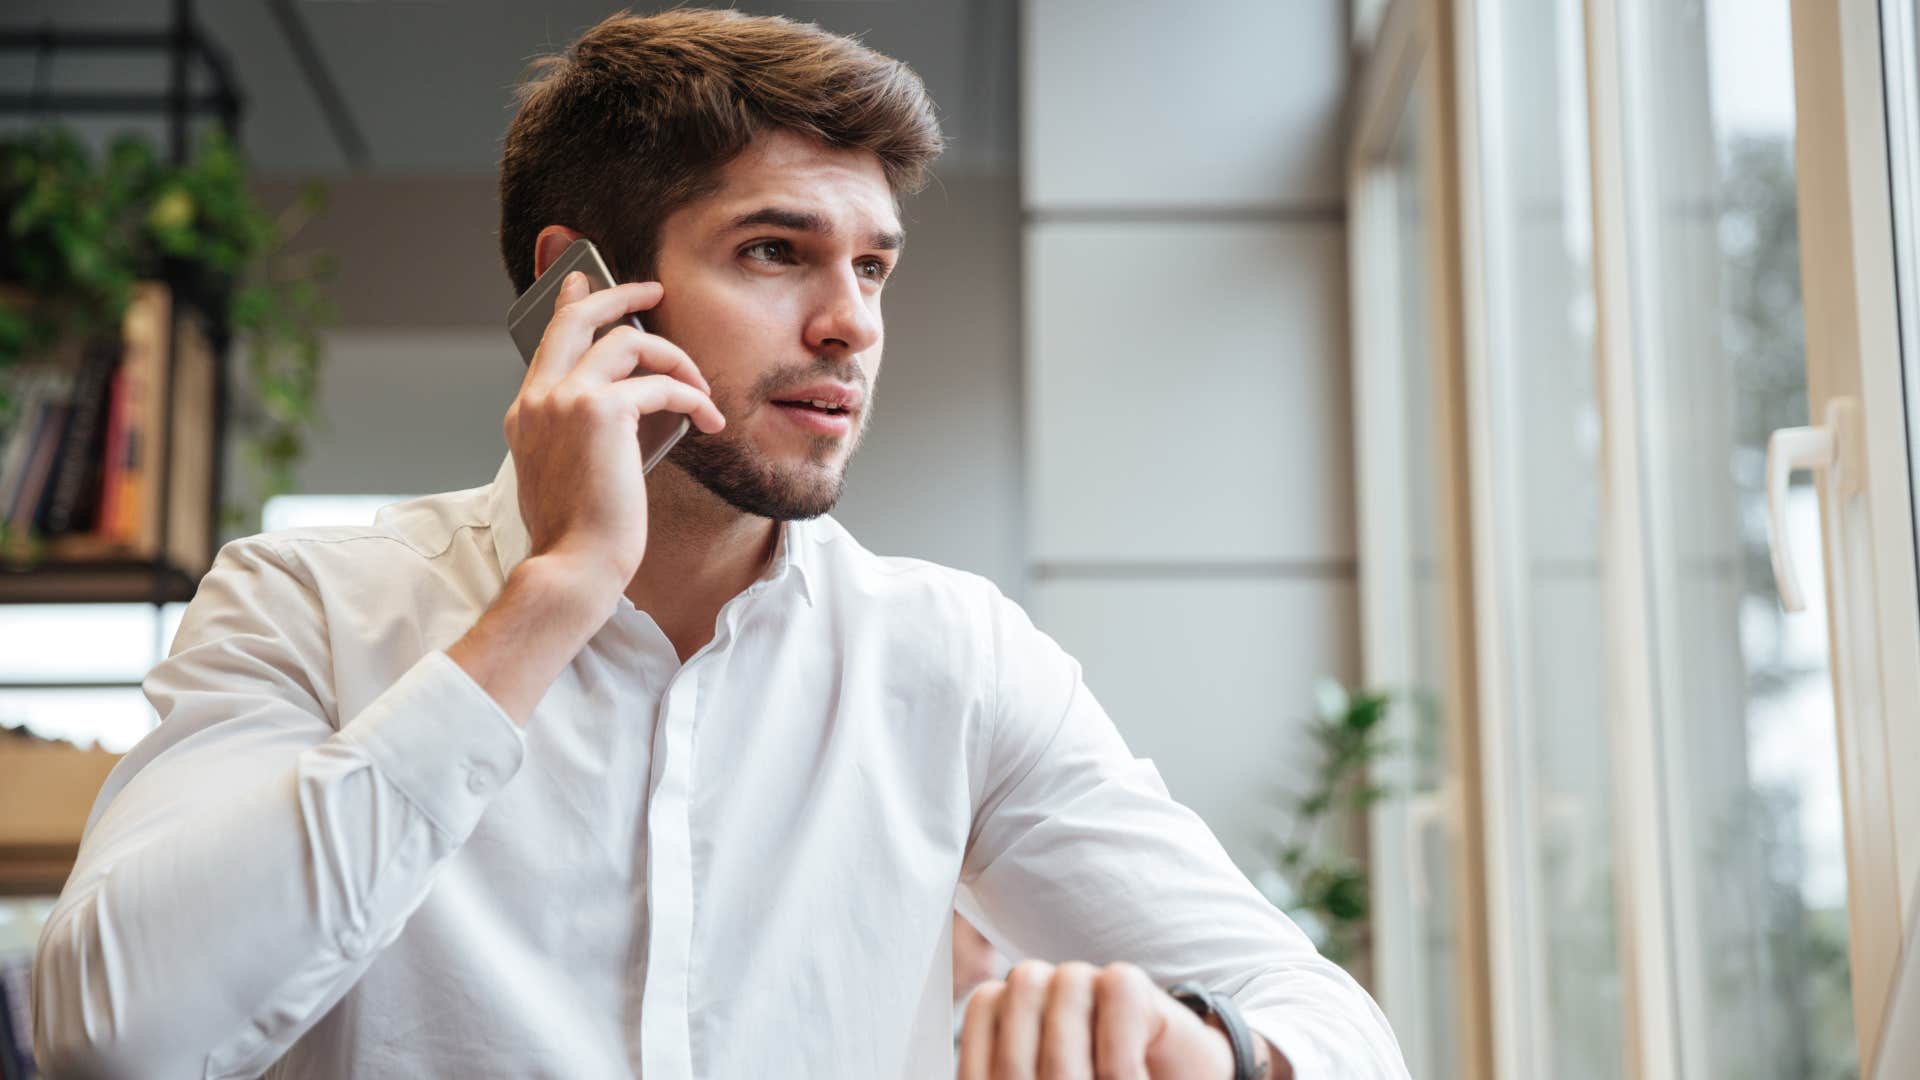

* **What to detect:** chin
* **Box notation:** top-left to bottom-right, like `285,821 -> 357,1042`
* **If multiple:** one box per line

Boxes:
667,429 -> 852,521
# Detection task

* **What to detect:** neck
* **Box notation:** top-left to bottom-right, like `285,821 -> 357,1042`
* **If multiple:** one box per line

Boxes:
622,463 -> 781,653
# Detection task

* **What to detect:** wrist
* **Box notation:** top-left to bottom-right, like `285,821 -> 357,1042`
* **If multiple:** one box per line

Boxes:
1203,1017 -> 1283,1079
449,554 -> 623,726
513,551 -> 627,615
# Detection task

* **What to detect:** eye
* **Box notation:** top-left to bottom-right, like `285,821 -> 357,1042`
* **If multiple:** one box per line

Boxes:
857,258 -> 893,283
742,239 -> 795,264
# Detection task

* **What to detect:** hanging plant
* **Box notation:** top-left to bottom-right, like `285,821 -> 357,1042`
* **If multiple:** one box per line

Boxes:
0,125 -> 334,536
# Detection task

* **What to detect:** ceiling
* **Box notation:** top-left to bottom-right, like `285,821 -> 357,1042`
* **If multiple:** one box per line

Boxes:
0,0 -> 1017,177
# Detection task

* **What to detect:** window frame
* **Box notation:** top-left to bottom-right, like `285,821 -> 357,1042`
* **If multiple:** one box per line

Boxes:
1348,3 -> 1497,1079
1357,0 -> 1920,1074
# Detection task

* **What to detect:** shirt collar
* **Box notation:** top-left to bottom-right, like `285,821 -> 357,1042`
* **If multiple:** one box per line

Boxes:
484,451 -> 815,609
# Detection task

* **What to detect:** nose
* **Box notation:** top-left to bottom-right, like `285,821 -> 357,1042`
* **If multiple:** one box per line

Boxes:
804,267 -> 883,357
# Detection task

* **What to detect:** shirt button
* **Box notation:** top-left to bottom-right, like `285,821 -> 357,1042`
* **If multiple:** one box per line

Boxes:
338,927 -> 366,957
466,763 -> 495,795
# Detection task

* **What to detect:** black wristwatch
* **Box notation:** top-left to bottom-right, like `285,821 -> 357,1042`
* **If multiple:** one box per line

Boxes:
1167,981 -> 1261,1080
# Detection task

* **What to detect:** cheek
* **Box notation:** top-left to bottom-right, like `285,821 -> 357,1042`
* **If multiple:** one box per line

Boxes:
656,289 -> 779,374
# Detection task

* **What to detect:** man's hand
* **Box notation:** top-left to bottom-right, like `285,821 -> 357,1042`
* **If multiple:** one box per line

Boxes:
505,271 -> 726,595
447,271 -> 725,726
957,960 -> 1271,1080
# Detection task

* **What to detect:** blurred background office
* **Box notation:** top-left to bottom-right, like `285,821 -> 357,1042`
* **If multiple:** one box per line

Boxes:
7,1 -> 1920,1078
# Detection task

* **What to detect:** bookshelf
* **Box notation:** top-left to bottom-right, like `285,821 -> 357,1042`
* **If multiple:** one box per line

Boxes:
0,737 -> 119,896
0,3 -> 241,608
1,284 -> 222,605
0,1 -> 245,897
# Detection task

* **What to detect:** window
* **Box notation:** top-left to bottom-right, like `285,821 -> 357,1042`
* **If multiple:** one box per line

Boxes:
1612,0 -> 1854,1073
1468,0 -> 1625,1075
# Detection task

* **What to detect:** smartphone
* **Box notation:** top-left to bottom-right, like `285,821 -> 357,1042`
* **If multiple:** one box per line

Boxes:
506,237 -> 692,474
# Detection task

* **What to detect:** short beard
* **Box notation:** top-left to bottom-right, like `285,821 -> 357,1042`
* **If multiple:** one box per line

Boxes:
666,362 -> 871,521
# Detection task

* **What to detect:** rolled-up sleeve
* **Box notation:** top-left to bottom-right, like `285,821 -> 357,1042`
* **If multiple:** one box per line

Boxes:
960,585 -> 1410,1080
31,537 -> 524,1079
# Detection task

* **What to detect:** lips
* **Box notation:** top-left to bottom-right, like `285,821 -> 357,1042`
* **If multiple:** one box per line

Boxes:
772,400 -> 854,436
772,381 -> 865,412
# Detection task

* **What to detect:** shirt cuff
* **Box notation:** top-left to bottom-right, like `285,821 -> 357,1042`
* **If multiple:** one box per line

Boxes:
337,649 -> 527,843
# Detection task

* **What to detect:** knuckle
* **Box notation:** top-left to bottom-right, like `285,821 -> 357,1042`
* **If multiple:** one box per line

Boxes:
1050,962 -> 1098,1005
1006,959 -> 1054,996
1095,963 -> 1139,999
965,981 -> 1004,1022
560,389 -> 604,419
1056,960 -> 1099,985
604,323 -> 644,350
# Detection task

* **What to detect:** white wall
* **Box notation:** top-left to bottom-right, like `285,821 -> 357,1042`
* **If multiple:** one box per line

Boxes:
1019,0 -> 1355,871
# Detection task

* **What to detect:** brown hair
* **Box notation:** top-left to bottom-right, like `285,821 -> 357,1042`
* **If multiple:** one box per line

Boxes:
498,7 -> 944,293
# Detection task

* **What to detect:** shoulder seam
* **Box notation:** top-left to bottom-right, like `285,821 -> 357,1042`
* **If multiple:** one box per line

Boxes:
262,519 -> 492,564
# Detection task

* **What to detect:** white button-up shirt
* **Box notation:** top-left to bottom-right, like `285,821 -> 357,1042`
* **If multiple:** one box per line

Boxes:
33,452 -> 1408,1079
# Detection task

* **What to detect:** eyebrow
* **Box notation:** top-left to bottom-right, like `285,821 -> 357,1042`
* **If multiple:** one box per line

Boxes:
719,206 -> 905,252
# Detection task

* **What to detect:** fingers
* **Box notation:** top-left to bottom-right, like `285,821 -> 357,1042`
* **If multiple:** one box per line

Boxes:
960,957 -> 1167,1076
958,981 -> 1002,1080
1037,962 -> 1098,1080
565,322 -> 710,395
992,960 -> 1054,1079
527,273 -> 667,390
1091,964 -> 1158,1080
604,373 -> 727,435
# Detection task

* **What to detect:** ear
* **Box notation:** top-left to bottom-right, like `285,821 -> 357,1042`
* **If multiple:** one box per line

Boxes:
532,224 -> 587,279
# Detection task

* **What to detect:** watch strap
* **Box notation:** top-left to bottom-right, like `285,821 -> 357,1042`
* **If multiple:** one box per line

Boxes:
1167,980 -> 1259,1080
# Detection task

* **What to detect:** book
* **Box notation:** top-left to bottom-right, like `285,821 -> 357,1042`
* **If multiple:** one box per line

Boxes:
118,284 -> 174,556
94,365 -> 128,541
163,307 -> 217,577
42,338 -> 121,536
0,373 -> 57,518
7,399 -> 69,533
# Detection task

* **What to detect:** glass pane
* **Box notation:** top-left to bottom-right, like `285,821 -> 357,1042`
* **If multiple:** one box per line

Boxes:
1621,0 -> 1855,1075
1478,0 -> 1625,1075
0,687 -> 156,752
1887,1 -> 1920,559
261,493 -> 416,530
1389,91 -> 1465,1080
0,604 -> 165,682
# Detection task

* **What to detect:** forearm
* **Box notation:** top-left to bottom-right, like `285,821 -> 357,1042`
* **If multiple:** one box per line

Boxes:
34,653 -> 524,1076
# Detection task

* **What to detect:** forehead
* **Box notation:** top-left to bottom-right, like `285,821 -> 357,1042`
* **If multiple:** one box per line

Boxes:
690,129 -> 901,239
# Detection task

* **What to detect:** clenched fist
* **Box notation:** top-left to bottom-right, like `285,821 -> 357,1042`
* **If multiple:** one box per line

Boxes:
958,960 -> 1277,1080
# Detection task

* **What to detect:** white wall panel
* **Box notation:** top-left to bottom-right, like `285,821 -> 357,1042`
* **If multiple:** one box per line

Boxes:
1022,0 -> 1347,209
1026,221 -> 1352,564
1028,577 -> 1359,870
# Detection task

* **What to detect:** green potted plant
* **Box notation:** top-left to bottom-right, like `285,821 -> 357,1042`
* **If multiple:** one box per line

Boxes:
1257,678 -> 1398,969
0,125 -> 333,551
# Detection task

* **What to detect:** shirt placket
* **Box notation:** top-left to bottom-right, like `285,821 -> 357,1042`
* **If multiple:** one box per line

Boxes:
638,667 -> 700,1078
636,585 -> 765,1078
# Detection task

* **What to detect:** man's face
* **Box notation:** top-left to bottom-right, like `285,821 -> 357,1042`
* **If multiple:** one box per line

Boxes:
647,129 -> 902,520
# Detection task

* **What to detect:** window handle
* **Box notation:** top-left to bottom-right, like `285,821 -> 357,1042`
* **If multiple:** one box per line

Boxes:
1403,782 -> 1453,910
1765,397 -> 1860,612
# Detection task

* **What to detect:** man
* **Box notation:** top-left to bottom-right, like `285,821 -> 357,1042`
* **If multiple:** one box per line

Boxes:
33,9 -> 1408,1078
